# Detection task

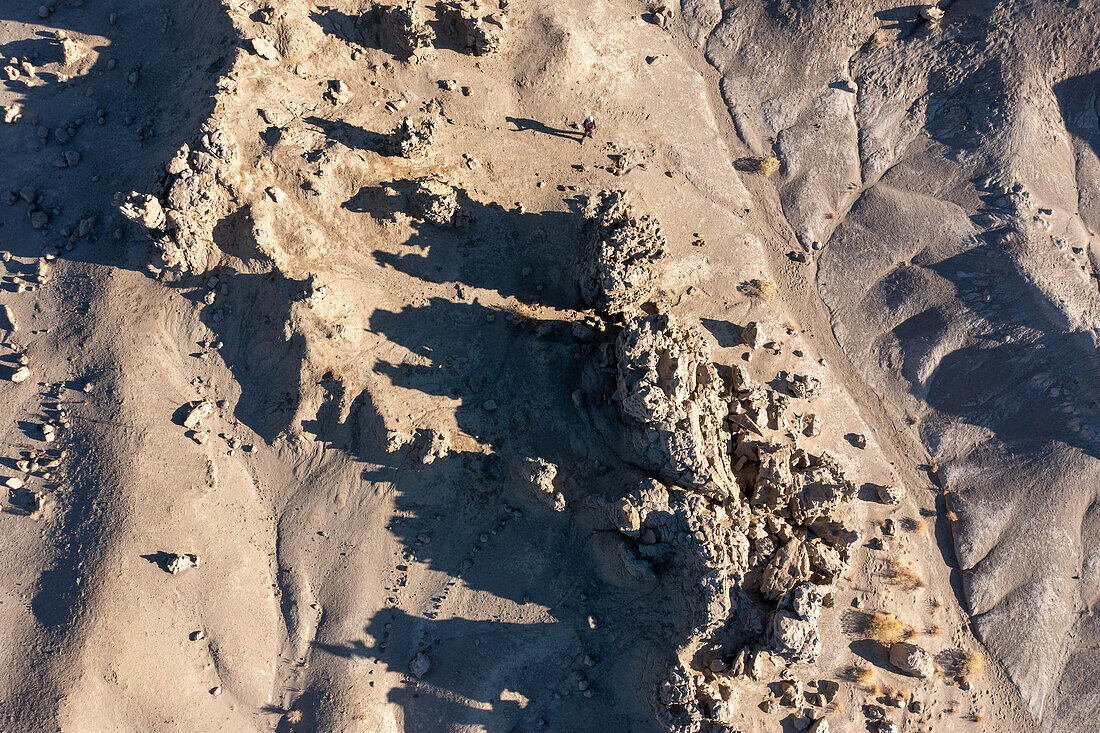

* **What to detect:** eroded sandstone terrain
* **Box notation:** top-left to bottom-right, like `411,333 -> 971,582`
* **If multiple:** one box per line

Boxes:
1,0 -> 1095,731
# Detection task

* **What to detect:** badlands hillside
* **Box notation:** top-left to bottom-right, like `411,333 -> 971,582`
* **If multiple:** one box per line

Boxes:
0,0 -> 1096,731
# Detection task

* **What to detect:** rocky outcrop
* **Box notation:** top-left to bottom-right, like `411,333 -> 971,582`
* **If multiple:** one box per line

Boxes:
575,192 -> 858,730
439,1 -> 505,56
577,190 -> 666,318
389,0 -> 435,56
391,116 -> 435,159
614,314 -> 735,497
408,178 -> 459,226
120,127 -> 240,276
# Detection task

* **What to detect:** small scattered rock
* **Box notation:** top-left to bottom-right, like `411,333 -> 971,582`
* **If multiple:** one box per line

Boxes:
876,484 -> 904,505
889,641 -> 935,678
920,5 -> 945,22
183,401 -> 215,430
410,651 -> 430,678
743,321 -> 765,350
166,553 -> 200,574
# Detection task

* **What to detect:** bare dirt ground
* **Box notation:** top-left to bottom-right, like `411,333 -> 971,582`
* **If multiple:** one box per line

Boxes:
0,0 -> 1094,731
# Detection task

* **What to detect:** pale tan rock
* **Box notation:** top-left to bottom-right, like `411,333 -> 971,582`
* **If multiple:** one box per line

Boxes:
183,401 -> 215,430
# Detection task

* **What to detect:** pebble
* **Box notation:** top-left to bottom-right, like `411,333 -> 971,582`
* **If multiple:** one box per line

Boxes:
11,365 -> 31,383
483,400 -> 497,411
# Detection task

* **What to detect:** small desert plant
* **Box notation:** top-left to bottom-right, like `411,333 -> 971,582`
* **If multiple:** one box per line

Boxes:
945,510 -> 958,522
885,559 -> 925,591
901,516 -> 928,534
864,611 -> 908,647
847,664 -> 875,688
756,156 -> 781,176
973,713 -> 987,723
925,624 -> 943,637
959,649 -> 986,684
739,278 -> 778,299
286,709 -> 303,723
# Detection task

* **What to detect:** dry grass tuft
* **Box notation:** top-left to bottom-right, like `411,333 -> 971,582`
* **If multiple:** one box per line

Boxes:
864,611 -> 908,647
899,516 -> 929,534
973,713 -> 987,724
846,664 -> 875,688
925,624 -> 942,638
756,156 -> 781,176
945,509 -> 958,522
286,710 -> 303,724
739,278 -> 778,299
960,649 -> 986,684
885,559 -> 925,591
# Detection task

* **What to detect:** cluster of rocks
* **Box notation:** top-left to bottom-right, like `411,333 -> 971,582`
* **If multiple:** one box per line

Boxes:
379,0 -> 504,58
439,1 -> 506,56
166,553 -> 201,575
576,190 -> 666,318
4,184 -> 60,233
388,0 -> 435,56
577,194 -> 857,731
119,126 -> 240,277
5,380 -> 79,518
408,178 -> 460,225
651,2 -> 675,29
2,58 -> 36,84
390,116 -> 435,159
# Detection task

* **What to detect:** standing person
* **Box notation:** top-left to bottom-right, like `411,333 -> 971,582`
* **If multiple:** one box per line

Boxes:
581,115 -> 596,144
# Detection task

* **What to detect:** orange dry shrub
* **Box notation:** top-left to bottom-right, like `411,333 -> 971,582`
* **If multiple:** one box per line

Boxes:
886,559 -> 925,591
756,156 -> 781,176
960,649 -> 986,684
865,611 -> 908,647
741,278 -> 778,299
848,664 -> 875,688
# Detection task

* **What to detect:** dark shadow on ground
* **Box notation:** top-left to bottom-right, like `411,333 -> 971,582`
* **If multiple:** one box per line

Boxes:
505,116 -> 583,143
303,115 -> 393,156
363,185 -> 585,310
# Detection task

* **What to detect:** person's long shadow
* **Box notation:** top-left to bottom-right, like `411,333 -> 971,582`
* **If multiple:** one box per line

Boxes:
505,116 -> 583,143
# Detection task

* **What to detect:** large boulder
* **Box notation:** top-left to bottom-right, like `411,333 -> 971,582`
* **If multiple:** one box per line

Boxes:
408,178 -> 459,226
889,642 -> 935,679
768,584 -> 824,663
760,537 -> 810,600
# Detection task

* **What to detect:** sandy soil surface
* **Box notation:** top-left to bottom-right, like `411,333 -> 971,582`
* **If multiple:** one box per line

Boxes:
0,0 -> 1093,731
